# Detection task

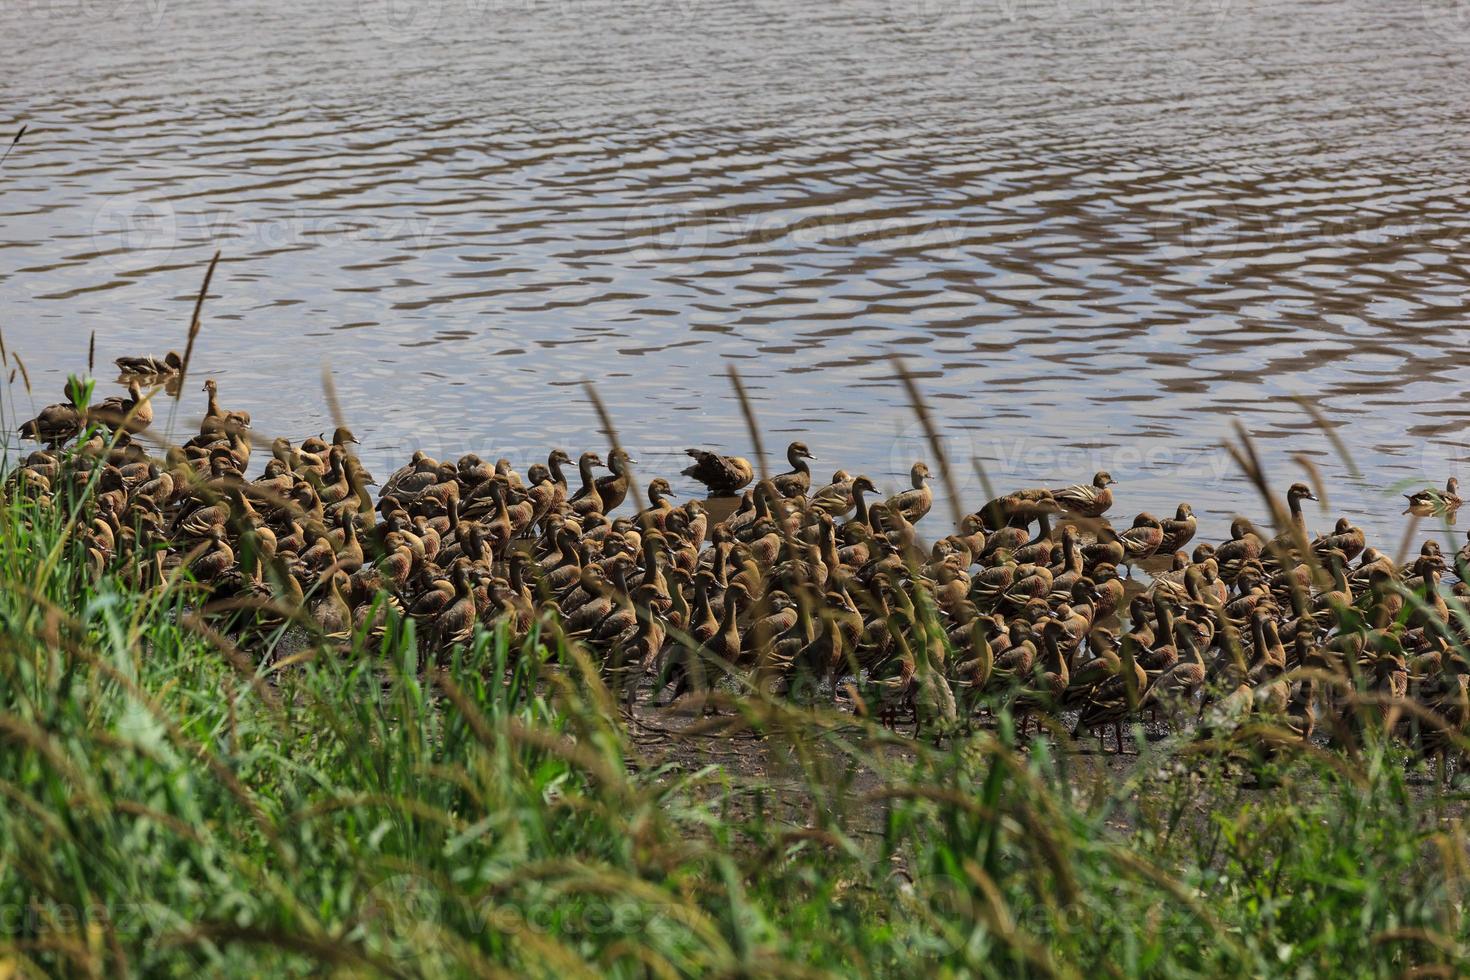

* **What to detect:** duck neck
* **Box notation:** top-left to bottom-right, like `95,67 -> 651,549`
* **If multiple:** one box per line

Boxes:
1042,631 -> 1068,679
1155,600 -> 1175,643
720,588 -> 740,634
853,484 -> 870,526
1178,624 -> 1204,667
548,454 -> 568,490
577,457 -> 598,496
1250,617 -> 1268,662
820,523 -> 840,569
692,578 -> 711,625
713,543 -> 732,588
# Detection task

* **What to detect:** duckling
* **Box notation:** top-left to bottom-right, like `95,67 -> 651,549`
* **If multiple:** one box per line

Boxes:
682,446 -> 755,496
1050,471 -> 1115,518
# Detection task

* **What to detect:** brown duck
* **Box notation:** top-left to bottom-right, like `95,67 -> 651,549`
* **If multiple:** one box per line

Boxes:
682,446 -> 754,496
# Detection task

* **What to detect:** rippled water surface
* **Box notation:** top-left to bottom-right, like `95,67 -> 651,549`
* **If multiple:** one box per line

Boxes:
5,0 -> 1470,544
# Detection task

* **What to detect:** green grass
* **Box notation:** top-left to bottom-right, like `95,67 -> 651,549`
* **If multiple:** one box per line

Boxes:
1,483 -> 1468,978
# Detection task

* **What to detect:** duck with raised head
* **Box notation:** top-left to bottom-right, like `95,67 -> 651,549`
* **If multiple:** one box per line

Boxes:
200,378 -> 251,436
1268,482 -> 1318,553
1051,471 -> 1115,518
569,451 -> 607,518
885,462 -> 933,525
638,478 -> 678,529
573,448 -> 635,512
682,446 -> 754,497
431,562 -> 477,650
771,441 -> 817,499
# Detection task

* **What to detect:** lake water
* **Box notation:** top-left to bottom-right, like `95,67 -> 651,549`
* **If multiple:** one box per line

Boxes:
4,0 -> 1470,550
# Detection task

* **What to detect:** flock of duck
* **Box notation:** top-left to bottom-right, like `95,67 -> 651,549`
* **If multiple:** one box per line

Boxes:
12,355 -> 1470,760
